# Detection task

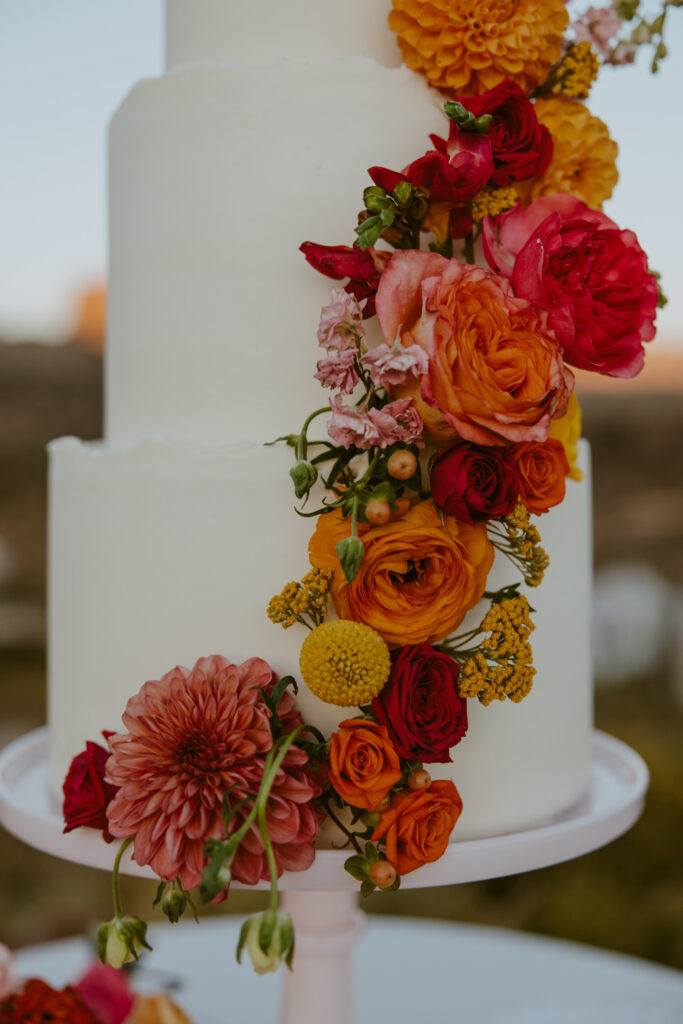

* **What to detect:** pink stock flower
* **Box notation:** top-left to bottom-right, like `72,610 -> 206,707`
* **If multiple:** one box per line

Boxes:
317,287 -> 366,351
572,6 -> 622,58
314,349 -> 360,393
362,339 -> 429,388
0,945 -> 19,1001
105,656 -> 321,891
328,395 -> 424,450
610,41 -> 637,64
483,194 -> 658,377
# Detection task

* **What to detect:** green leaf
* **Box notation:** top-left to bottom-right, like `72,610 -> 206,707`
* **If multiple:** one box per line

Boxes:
360,879 -> 376,898
344,854 -> 369,882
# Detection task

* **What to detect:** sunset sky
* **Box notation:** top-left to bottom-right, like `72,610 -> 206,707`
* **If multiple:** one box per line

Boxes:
0,0 -> 682,347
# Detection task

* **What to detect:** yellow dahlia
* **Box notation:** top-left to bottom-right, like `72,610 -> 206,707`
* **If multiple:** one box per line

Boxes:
515,97 -> 618,210
299,621 -> 391,707
388,0 -> 569,95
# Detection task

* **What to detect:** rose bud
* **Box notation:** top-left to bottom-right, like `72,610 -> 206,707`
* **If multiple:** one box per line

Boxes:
97,916 -> 151,970
237,909 -> 295,975
365,499 -> 392,525
408,768 -> 432,791
387,449 -> 418,480
335,534 -> 364,585
369,859 -> 398,889
289,460 -> 318,500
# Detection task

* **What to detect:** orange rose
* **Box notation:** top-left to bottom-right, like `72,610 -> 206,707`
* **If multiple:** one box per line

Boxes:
376,251 -> 574,446
309,500 -> 493,647
328,719 -> 402,810
371,779 -> 463,874
514,439 -> 570,515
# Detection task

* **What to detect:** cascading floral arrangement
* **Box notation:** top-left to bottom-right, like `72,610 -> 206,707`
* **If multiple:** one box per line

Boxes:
61,0 -> 671,979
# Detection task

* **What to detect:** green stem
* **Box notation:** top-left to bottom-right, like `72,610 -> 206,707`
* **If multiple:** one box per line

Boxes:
297,407 -> 329,461
323,797 -> 364,855
351,495 -> 359,537
112,837 -> 133,920
357,451 -> 380,488
258,803 -> 280,913
254,727 -> 305,914
464,232 -> 475,265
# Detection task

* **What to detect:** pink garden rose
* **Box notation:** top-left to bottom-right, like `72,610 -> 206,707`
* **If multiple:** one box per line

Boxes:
483,194 -> 658,377
376,250 -> 573,446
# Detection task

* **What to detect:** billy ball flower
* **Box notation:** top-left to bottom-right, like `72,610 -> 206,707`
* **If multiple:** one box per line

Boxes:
299,621 -> 391,706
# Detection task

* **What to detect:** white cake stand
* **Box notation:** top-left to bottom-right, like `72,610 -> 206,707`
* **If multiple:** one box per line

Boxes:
0,727 -> 648,1024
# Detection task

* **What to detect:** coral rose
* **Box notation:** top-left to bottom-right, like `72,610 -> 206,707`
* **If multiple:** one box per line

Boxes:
328,719 -> 402,810
456,80 -> 553,186
515,97 -> 618,210
389,0 -> 568,95
513,439 -> 569,515
376,251 -> 573,446
309,500 -> 493,647
484,194 -> 658,377
431,441 -> 517,524
371,780 -> 463,874
372,644 -> 467,763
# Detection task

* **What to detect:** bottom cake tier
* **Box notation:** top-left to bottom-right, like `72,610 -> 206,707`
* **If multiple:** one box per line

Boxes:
48,435 -> 592,842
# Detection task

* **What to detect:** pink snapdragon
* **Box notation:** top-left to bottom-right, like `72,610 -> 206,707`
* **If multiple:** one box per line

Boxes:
328,395 -> 424,450
314,348 -> 360,393
362,337 -> 429,388
317,287 -> 367,351
572,5 -> 622,58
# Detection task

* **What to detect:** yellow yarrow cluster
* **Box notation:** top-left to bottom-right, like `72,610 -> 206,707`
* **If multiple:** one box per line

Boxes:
491,503 -> 549,587
515,97 -> 618,211
299,620 -> 391,707
267,568 -> 333,630
550,41 -> 600,99
459,596 -> 536,705
471,185 -> 518,223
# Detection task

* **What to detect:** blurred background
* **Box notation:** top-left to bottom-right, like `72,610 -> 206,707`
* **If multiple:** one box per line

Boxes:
1,1 -> 682,971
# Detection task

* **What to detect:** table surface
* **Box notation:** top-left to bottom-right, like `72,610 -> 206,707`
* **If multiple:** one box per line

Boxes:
14,917 -> 683,1024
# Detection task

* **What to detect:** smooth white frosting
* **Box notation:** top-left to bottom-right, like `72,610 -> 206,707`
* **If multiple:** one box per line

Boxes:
165,0 -> 402,70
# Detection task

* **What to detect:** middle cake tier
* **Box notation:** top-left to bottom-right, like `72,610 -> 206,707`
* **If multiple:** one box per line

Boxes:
49,436 -> 593,843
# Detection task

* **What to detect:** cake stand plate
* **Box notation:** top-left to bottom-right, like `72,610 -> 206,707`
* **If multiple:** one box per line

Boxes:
0,728 -> 649,1024
0,727 -> 647,889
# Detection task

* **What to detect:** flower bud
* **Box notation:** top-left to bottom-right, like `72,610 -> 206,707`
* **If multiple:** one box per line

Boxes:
361,810 -> 382,829
290,460 -> 318,499
162,886 -> 189,924
336,534 -> 364,585
237,909 -> 295,975
97,916 -> 151,969
364,186 -> 391,213
392,181 -> 413,209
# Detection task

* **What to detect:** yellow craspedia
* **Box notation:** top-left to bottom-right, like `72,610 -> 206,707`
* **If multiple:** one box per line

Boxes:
299,620 -> 391,707
549,391 -> 583,481
515,97 -> 618,210
388,0 -> 569,96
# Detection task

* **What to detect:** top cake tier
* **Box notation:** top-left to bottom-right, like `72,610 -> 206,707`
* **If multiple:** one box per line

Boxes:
165,0 -> 402,70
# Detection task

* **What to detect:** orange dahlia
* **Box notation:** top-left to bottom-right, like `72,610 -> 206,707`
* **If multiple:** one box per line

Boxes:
388,0 -> 569,95
309,500 -> 493,647
515,97 -> 619,209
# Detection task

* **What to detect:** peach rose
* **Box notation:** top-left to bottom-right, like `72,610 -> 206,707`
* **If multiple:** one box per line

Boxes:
513,439 -> 570,515
328,719 -> 402,810
376,251 -> 573,446
371,780 -> 463,874
309,500 -> 493,646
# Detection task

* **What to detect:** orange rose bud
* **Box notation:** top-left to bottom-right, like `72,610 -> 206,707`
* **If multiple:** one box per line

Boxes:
407,768 -> 432,791
387,449 -> 417,480
309,499 -> 493,647
328,719 -> 402,811
369,859 -> 398,889
371,780 -> 463,875
513,439 -> 569,515
366,500 -> 392,526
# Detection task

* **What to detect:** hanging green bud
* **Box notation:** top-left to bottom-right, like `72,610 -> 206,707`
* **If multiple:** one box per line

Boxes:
290,459 -> 318,500
237,909 -> 295,974
97,916 -> 151,969
336,534 -> 364,585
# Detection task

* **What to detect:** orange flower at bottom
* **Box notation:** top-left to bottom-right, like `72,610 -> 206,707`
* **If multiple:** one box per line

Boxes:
328,720 -> 402,811
514,439 -> 570,515
126,993 -> 193,1024
372,780 -> 463,874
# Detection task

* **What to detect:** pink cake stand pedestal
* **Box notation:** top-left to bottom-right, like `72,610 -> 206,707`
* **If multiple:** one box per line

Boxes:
0,728 -> 648,1024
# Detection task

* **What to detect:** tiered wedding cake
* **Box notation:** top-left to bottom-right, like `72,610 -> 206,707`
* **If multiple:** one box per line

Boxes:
48,0 -> 592,843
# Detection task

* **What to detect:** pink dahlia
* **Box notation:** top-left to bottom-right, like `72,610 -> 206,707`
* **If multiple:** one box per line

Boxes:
105,656 -> 321,891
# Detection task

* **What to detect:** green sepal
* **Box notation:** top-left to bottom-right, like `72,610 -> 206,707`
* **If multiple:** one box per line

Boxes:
360,879 -> 377,898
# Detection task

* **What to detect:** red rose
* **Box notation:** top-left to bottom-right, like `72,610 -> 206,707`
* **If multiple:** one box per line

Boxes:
372,644 -> 467,763
300,242 -> 390,317
431,441 -> 518,524
62,739 -> 117,841
0,979 -> 100,1024
457,81 -> 553,186
484,194 -> 658,377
